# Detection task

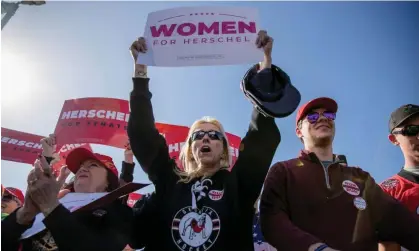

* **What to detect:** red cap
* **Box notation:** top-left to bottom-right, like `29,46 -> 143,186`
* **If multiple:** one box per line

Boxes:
296,97 -> 338,126
66,148 -> 119,178
4,187 -> 25,205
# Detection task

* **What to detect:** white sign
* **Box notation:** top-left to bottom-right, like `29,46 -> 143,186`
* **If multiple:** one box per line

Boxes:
138,6 -> 263,67
21,192 -> 107,239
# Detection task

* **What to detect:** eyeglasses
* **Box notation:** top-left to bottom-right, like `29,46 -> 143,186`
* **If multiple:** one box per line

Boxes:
1,195 -> 13,202
190,130 -> 224,141
393,125 -> 419,137
305,111 -> 336,124
1,195 -> 19,204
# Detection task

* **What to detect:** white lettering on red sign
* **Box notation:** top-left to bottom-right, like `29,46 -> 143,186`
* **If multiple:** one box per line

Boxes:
58,144 -> 87,153
127,199 -> 138,207
342,180 -> 360,196
61,110 -> 130,122
1,137 -> 42,149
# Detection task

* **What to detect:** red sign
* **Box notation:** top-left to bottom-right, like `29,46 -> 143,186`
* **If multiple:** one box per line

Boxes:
54,98 -> 130,149
1,128 -> 44,165
127,192 -> 143,207
1,127 -> 95,175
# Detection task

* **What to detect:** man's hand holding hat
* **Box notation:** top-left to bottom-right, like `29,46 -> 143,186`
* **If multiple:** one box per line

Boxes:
241,30 -> 301,118
256,30 -> 273,72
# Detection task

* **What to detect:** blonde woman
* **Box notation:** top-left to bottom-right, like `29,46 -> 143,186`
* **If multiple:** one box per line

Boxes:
128,31 -> 284,251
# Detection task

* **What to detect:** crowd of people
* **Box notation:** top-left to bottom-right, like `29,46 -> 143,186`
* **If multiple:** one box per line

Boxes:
1,31 -> 419,251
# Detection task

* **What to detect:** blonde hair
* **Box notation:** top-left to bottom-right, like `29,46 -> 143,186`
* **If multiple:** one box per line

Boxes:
176,116 -> 231,183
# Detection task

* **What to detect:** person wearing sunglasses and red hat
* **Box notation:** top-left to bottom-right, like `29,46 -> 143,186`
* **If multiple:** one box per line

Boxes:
379,104 -> 419,251
1,187 -> 25,220
259,97 -> 419,251
1,143 -> 134,251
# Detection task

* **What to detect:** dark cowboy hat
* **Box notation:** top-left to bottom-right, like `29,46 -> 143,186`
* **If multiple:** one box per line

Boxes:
241,63 -> 301,118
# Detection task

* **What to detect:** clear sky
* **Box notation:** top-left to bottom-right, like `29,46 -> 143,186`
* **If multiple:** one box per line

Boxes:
1,1 -> 419,194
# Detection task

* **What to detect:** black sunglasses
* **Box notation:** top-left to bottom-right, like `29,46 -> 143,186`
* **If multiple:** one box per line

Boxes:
1,195 -> 17,203
190,130 -> 224,141
393,125 -> 419,137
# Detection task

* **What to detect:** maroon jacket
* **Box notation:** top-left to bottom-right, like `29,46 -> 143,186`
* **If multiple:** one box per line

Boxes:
260,150 -> 419,251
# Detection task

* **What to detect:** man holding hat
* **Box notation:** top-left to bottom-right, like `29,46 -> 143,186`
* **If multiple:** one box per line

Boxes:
379,104 -> 419,251
1,187 -> 24,220
241,31 -> 301,119
259,97 -> 419,251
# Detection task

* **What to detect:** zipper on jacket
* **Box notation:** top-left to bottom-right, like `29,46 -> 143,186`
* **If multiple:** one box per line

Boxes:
319,161 -> 331,189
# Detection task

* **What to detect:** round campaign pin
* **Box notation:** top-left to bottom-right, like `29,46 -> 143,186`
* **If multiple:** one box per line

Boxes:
353,197 -> 367,210
342,180 -> 360,196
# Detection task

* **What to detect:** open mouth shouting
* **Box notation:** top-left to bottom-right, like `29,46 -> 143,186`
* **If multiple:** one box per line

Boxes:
200,145 -> 212,154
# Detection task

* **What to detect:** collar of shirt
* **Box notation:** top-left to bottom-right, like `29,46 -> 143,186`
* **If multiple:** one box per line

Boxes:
403,166 -> 419,176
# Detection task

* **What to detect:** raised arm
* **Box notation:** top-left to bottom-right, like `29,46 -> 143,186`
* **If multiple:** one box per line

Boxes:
233,107 -> 280,207
127,38 -> 175,186
119,142 -> 136,186
233,31 -> 281,208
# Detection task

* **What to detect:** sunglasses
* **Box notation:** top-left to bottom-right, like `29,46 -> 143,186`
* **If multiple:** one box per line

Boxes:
1,195 -> 13,202
306,111 -> 336,124
1,195 -> 19,204
191,130 -> 224,141
393,125 -> 419,137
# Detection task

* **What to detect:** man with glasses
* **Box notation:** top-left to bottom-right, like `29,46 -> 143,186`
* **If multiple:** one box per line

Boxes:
1,187 -> 24,220
259,97 -> 419,251
379,104 -> 419,251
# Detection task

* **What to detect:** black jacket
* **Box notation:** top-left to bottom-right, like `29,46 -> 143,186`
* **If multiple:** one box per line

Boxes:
1,200 -> 133,251
1,161 -> 136,251
127,77 -> 281,251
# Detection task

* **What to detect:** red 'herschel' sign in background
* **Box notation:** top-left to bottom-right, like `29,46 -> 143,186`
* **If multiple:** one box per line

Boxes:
54,97 -> 130,149
1,127 -> 44,164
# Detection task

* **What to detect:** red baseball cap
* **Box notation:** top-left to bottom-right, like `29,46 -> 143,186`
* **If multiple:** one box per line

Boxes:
4,187 -> 25,205
296,97 -> 338,126
66,148 -> 119,178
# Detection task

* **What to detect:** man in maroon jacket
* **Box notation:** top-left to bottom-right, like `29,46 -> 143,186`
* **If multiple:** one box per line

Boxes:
260,97 -> 419,251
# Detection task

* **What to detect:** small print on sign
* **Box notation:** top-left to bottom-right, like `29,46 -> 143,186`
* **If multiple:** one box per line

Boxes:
342,180 -> 360,196
353,197 -> 367,210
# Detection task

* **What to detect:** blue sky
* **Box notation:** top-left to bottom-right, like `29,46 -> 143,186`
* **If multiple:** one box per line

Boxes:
2,1 -> 419,194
